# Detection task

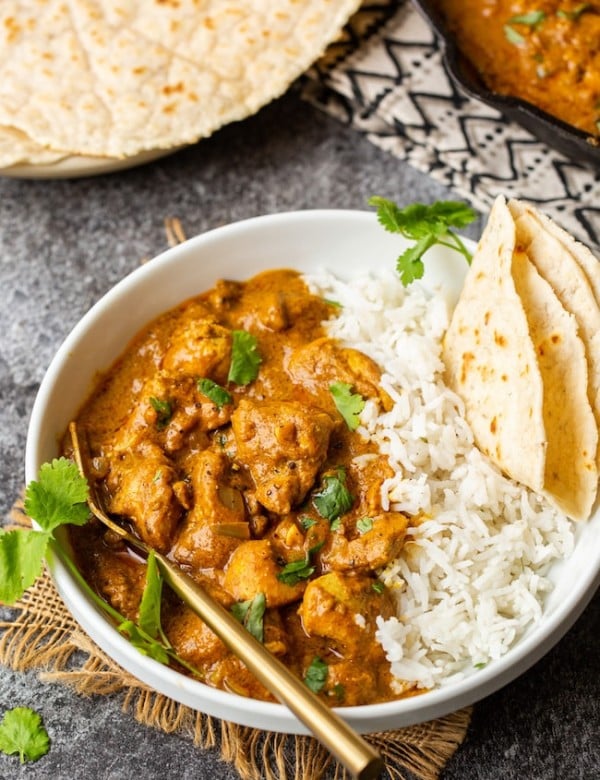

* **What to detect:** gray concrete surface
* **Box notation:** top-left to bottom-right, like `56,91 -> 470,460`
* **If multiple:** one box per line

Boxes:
0,90 -> 598,779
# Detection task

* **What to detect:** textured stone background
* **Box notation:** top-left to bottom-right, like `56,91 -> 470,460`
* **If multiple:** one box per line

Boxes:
0,91 -> 597,780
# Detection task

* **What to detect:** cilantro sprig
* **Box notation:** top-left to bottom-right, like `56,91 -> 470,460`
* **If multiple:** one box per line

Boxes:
329,381 -> 365,431
0,707 -> 50,764
369,196 -> 476,286
0,459 -> 89,604
2,458 -> 201,678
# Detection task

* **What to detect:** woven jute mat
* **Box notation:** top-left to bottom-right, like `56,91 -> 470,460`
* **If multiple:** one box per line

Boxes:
1,500 -> 471,780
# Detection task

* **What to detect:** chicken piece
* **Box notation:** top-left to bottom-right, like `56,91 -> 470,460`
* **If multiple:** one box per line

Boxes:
297,571 -> 395,653
106,440 -> 183,551
161,319 -> 232,384
287,337 -> 392,412
112,373 -> 231,456
171,449 -> 249,570
320,513 -> 408,573
223,539 -> 306,607
231,399 -> 336,514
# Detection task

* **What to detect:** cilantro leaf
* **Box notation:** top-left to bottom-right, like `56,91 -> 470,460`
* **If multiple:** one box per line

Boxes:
329,381 -> 366,431
507,11 -> 546,27
312,468 -> 354,523
24,458 -> 89,533
356,517 -> 374,534
277,556 -> 315,586
117,620 -> 170,665
0,529 -> 50,605
0,707 -> 50,763
197,377 -> 232,408
228,330 -> 261,385
299,515 -> 317,531
137,551 -> 165,642
557,4 -> 591,20
304,656 -> 328,694
504,24 -> 526,44
149,396 -> 173,430
369,195 -> 476,286
231,592 -> 266,643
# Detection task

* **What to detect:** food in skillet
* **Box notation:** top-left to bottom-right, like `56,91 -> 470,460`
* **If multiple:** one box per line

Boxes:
432,1 -> 600,136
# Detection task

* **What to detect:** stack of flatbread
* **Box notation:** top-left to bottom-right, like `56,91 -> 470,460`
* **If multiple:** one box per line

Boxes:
444,195 -> 600,521
0,0 -> 361,168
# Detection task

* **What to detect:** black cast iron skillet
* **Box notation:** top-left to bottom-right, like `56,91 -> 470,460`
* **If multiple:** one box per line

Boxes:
411,0 -> 600,168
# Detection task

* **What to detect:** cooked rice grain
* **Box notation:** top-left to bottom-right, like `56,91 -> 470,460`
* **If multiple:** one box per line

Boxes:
306,269 -> 574,690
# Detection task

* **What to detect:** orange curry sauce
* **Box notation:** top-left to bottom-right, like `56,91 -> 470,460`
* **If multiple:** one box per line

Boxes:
66,270 -> 416,706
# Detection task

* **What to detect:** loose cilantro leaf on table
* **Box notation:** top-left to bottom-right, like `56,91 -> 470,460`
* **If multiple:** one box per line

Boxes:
312,467 -> 354,523
368,196 -> 476,286
197,377 -> 232,408
228,330 -> 262,385
231,592 -> 266,643
304,656 -> 328,694
329,381 -> 365,431
0,707 -> 50,764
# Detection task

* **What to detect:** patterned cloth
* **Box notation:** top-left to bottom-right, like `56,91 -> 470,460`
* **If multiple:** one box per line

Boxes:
303,0 -> 600,248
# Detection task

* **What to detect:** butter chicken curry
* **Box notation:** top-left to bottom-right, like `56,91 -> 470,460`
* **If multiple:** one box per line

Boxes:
67,270 -> 412,706
434,1 -> 600,136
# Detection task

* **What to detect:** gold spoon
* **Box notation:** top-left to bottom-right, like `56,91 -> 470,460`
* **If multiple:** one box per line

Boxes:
68,422 -> 383,780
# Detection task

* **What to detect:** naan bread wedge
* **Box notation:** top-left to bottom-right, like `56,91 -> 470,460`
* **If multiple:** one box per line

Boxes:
443,195 -> 547,492
508,200 -> 600,456
511,250 -> 598,521
0,0 -> 361,166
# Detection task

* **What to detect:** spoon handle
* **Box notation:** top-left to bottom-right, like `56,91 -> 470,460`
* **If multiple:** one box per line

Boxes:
155,552 -> 383,780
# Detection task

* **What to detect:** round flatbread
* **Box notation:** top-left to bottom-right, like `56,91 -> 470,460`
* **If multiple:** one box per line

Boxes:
508,200 -> 600,449
511,248 -> 598,521
443,195 -> 547,493
0,0 -> 361,166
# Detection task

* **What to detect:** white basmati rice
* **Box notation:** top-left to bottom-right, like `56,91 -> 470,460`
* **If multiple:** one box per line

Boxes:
305,268 -> 574,691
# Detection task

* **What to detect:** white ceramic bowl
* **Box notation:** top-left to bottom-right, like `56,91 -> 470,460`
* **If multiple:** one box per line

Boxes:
26,210 -> 600,734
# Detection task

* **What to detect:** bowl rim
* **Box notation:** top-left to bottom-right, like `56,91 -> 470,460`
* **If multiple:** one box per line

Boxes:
25,207 -> 600,734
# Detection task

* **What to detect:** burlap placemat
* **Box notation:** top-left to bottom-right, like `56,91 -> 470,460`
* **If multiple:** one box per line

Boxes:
1,498 -> 471,780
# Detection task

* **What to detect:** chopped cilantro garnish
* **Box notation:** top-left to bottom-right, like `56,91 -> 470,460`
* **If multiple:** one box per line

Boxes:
231,593 -> 266,643
197,377 -> 232,408
277,556 -> 315,586
329,381 -> 366,431
372,581 -> 385,594
228,330 -> 261,385
503,25 -> 526,45
356,517 -> 374,534
507,10 -> 546,27
299,515 -> 317,531
557,4 -> 590,21
312,467 -> 354,523
332,683 -> 346,701
0,707 -> 50,764
304,656 -> 328,694
369,196 -> 476,286
149,396 -> 173,429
